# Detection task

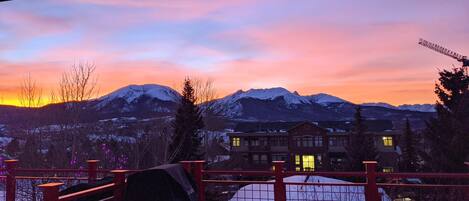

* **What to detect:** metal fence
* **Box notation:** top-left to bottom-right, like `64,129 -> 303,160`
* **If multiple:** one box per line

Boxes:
181,160 -> 469,201
1,159 -> 469,201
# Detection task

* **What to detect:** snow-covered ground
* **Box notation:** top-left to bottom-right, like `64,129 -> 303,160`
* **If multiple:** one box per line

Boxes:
230,175 -> 391,201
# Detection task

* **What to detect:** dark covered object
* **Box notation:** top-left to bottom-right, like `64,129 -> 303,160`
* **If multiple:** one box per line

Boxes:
124,164 -> 197,201
59,177 -> 114,201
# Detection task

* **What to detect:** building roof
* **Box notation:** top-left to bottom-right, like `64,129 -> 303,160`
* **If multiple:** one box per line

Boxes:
233,120 -> 394,133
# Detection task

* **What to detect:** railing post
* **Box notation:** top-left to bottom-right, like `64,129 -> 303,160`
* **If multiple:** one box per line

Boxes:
464,162 -> 469,200
193,161 -> 205,201
5,159 -> 18,201
179,161 -> 192,174
363,161 -> 379,201
87,160 -> 99,184
111,170 -> 127,201
38,182 -> 63,201
273,161 -> 286,201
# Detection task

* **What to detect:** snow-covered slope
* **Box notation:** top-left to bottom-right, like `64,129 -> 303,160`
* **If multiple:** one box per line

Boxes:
99,84 -> 180,104
221,88 -> 310,105
361,103 -> 435,112
361,102 -> 398,110
230,175 -> 391,201
94,84 -> 181,116
398,104 -> 435,112
306,93 -> 348,105
210,87 -> 314,118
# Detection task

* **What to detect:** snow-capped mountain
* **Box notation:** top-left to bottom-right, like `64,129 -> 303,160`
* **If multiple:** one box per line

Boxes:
361,102 -> 435,112
210,87 -> 338,120
94,84 -> 181,117
361,102 -> 398,110
397,104 -> 435,112
306,93 -> 348,106
217,87 -> 310,105
99,84 -> 180,104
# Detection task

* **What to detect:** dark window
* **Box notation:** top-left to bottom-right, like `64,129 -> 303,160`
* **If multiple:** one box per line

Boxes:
272,154 -> 287,162
314,136 -> 323,147
329,136 -> 347,147
250,138 -> 260,146
303,136 -> 314,147
270,136 -> 287,146
252,154 -> 268,164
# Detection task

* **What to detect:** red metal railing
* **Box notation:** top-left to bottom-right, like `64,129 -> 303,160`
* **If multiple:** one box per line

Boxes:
2,159 -> 469,201
181,160 -> 469,201
0,159 -> 135,201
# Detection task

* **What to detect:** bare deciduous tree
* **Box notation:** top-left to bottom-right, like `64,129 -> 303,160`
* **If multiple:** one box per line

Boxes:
59,62 -> 98,103
54,62 -> 99,168
18,74 -> 43,108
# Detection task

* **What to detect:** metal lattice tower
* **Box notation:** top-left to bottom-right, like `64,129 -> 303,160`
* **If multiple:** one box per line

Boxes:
418,38 -> 469,67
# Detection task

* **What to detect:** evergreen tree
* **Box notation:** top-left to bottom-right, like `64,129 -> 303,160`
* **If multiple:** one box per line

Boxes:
399,119 -> 419,172
168,78 -> 205,163
346,106 -> 378,171
423,66 -> 469,172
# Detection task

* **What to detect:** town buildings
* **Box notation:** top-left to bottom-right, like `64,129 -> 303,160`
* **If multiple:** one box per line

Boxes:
227,121 -> 400,172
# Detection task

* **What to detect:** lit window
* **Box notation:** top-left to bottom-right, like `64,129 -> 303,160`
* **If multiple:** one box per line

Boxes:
295,155 -> 301,165
302,155 -> 315,171
383,167 -> 394,173
295,167 -> 301,171
232,137 -> 240,147
382,136 -> 393,147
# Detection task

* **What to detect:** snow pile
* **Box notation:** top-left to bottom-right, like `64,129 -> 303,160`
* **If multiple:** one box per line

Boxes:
99,84 -> 181,104
307,93 -> 348,105
230,175 -> 391,201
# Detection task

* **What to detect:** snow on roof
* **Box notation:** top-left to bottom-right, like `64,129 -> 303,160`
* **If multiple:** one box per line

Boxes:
230,175 -> 391,201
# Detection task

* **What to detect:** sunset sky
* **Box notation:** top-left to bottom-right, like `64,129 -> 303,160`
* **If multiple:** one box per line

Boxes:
0,0 -> 468,106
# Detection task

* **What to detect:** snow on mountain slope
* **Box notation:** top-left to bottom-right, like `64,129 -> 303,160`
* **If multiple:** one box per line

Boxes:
398,104 -> 435,112
210,87 -> 311,118
99,84 -> 180,104
361,102 -> 398,110
306,93 -> 348,105
219,87 -> 310,105
361,102 -> 435,112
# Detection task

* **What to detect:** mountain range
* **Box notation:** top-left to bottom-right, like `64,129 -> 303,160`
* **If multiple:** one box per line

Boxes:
0,84 -> 436,129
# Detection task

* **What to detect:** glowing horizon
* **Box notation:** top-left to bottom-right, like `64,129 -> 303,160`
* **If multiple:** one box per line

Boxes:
1,0 -> 468,107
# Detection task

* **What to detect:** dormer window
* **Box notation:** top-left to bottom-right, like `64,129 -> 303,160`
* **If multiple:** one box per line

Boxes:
232,137 -> 240,147
382,136 -> 393,147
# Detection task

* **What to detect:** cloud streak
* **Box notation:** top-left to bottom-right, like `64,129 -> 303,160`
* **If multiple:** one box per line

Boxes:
0,0 -> 468,106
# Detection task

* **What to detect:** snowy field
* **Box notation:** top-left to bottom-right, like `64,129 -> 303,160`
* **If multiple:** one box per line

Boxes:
230,175 -> 391,201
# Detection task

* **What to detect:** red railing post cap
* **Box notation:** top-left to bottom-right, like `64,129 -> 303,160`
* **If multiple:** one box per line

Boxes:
86,160 -> 99,163
110,170 -> 128,174
464,162 -> 469,166
363,161 -> 377,164
4,159 -> 18,163
38,183 -> 64,188
272,161 -> 285,164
